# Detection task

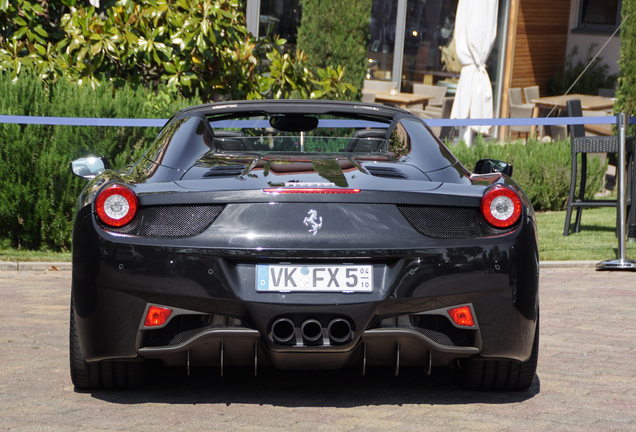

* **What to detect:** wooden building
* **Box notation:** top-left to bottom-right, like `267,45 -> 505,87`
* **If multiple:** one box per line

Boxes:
500,0 -> 622,119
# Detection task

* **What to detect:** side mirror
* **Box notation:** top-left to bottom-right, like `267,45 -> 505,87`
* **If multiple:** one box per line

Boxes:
70,156 -> 110,179
474,159 -> 513,177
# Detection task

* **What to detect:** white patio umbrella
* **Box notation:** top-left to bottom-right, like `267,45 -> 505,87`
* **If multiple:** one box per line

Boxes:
450,0 -> 499,146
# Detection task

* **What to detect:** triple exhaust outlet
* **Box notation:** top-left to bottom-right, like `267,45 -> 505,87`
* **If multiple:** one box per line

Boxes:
271,318 -> 352,344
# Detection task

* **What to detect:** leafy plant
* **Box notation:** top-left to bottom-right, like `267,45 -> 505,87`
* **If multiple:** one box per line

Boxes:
615,0 -> 636,134
0,0 -> 357,101
547,44 -> 618,96
297,0 -> 371,98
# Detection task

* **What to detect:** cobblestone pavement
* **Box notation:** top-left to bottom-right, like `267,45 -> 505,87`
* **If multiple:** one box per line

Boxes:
1,268 -> 635,431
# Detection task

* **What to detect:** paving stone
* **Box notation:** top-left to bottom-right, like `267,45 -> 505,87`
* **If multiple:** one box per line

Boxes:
1,267 -> 635,430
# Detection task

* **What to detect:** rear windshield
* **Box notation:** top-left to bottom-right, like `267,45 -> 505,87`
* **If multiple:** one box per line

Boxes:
208,115 -> 391,154
143,111 -> 457,173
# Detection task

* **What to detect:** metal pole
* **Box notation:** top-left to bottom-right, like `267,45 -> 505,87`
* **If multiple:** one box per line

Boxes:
618,112 -> 627,261
597,112 -> 636,271
245,0 -> 260,37
494,0 -> 512,141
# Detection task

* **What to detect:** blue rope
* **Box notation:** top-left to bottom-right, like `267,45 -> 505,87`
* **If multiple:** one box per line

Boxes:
0,115 -> 166,127
0,115 -> 633,128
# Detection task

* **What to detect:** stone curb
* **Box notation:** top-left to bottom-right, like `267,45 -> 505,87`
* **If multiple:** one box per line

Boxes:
539,260 -> 598,268
0,261 -> 601,272
0,262 -> 72,272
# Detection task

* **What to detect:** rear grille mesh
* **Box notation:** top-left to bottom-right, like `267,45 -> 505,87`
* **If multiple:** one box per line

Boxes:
378,314 -> 474,347
100,205 -> 224,238
143,314 -> 249,348
397,205 -> 518,239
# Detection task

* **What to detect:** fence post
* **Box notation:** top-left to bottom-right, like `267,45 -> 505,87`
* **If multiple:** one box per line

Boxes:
597,112 -> 636,271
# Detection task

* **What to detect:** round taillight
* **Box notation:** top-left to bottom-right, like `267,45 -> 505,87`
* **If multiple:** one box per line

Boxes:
481,185 -> 522,228
95,184 -> 138,227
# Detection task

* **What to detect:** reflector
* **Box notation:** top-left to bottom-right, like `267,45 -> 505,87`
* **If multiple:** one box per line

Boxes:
144,306 -> 173,327
447,306 -> 475,327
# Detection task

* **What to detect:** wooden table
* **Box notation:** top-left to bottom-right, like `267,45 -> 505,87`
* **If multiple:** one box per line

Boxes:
529,94 -> 616,136
374,92 -> 433,110
584,123 -> 613,136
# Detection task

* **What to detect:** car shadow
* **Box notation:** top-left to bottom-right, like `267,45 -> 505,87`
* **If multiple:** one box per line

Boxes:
86,364 -> 540,407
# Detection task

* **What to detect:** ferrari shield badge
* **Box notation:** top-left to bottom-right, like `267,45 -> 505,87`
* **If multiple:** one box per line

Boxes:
303,209 -> 323,235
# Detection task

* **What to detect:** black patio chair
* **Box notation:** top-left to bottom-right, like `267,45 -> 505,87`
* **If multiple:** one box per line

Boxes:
563,99 -> 635,237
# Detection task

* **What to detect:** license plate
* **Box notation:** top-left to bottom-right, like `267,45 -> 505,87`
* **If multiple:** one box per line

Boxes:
256,264 -> 373,292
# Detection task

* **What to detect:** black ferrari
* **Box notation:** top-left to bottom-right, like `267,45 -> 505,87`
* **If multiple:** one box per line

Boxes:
69,100 -> 539,391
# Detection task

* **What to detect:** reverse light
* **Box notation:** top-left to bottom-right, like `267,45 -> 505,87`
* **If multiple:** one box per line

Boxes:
480,185 -> 522,228
95,183 -> 138,227
447,306 -> 475,327
263,188 -> 361,194
144,306 -> 173,327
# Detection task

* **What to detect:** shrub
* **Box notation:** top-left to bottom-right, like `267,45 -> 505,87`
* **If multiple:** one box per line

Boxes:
0,72 -> 607,250
451,138 -> 606,212
0,0 -> 262,100
0,0 -> 357,101
0,72 -> 198,250
547,44 -> 618,97
615,0 -> 636,134
297,0 -> 372,97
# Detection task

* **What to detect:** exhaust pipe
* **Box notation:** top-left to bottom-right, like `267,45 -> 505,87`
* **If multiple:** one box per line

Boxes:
271,318 -> 295,343
328,318 -> 352,343
301,319 -> 323,342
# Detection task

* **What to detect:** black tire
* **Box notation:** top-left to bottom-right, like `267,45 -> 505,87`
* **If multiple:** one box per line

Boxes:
459,314 -> 539,391
69,298 -> 146,390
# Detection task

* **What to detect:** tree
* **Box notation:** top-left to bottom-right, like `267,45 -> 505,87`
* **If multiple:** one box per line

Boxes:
615,0 -> 636,129
296,0 -> 371,97
0,0 -> 356,101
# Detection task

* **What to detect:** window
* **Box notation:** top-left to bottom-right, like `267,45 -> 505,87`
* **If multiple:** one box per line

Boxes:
574,0 -> 622,34
366,0 -> 399,82
259,0 -> 301,48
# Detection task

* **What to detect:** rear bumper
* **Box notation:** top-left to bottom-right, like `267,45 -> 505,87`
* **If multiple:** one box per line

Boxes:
72,208 -> 539,368
137,327 -> 480,372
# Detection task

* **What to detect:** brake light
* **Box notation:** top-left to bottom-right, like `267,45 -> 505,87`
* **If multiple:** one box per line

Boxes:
144,306 -> 173,327
95,184 -> 138,227
447,306 -> 475,327
263,188 -> 361,194
481,185 -> 522,228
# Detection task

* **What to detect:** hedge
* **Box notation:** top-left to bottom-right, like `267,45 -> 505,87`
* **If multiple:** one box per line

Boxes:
452,138 -> 606,212
0,74 -> 606,251
297,0 -> 372,97
615,0 -> 636,134
0,73 -> 198,250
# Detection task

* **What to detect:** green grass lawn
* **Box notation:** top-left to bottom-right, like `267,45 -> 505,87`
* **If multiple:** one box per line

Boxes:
0,241 -> 71,262
536,206 -> 636,261
1,207 -> 634,262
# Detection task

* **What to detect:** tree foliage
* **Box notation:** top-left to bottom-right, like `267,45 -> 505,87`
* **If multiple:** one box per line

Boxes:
615,0 -> 636,129
296,0 -> 371,97
0,0 -> 356,100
